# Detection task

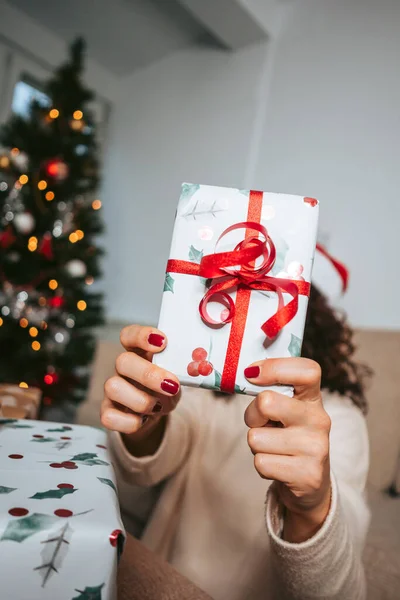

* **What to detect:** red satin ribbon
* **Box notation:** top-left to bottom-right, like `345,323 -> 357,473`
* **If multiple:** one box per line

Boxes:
166,190 -> 310,392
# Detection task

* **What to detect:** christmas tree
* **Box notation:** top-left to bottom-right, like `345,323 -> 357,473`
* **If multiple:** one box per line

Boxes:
0,39 -> 104,414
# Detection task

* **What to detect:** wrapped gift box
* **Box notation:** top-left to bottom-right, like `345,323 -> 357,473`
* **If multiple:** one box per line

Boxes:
154,184 -> 319,397
0,418 -> 124,600
0,384 -> 42,419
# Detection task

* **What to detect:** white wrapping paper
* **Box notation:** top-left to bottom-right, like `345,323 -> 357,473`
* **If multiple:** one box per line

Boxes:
154,184 -> 319,396
0,418 -> 124,600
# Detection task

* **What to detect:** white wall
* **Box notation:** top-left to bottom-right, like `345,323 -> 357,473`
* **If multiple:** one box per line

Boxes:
101,42 -> 269,324
102,0 -> 400,330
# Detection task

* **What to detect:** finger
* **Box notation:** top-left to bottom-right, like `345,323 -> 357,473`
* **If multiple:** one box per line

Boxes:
244,391 -> 306,428
100,396 -> 146,434
120,324 -> 167,354
254,453 -> 299,483
115,351 -> 180,399
244,358 -> 321,400
104,376 -> 164,415
248,426 -> 320,457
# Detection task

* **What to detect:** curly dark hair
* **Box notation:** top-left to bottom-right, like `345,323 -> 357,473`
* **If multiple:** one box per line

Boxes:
301,284 -> 371,413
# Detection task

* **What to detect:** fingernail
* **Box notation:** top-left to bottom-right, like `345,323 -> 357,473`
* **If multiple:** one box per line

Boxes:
148,333 -> 165,348
161,379 -> 179,395
152,401 -> 162,413
142,415 -> 149,425
244,366 -> 260,379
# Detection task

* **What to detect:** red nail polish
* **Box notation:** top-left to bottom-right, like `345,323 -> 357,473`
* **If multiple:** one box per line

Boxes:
152,401 -> 163,413
161,379 -> 179,395
148,333 -> 164,347
244,366 -> 260,379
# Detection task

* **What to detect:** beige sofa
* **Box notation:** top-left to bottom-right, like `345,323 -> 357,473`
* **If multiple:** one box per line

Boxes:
77,328 -> 400,599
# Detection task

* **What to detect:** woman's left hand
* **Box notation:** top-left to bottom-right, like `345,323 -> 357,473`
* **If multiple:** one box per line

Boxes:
244,358 -> 332,543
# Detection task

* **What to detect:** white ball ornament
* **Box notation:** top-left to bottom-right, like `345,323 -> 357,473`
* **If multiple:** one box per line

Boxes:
66,259 -> 87,277
14,212 -> 35,234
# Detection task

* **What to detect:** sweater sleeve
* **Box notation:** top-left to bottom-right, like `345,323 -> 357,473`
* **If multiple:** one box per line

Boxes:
265,394 -> 370,600
108,386 -> 201,488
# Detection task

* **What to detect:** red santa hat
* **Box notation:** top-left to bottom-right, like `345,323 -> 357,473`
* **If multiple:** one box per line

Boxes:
312,243 -> 349,304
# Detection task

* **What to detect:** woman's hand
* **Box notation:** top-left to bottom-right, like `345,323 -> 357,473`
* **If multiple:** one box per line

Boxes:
101,325 -> 180,456
244,358 -> 331,543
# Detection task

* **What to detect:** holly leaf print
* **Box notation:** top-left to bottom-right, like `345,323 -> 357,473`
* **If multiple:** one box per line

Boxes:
271,237 -> 289,276
97,477 -> 117,493
30,488 -> 77,500
31,437 -> 57,443
1,513 -> 57,543
0,419 -> 34,429
188,245 -> 203,264
47,426 -> 73,432
164,272 -> 175,293
288,334 -> 302,357
0,486 -> 17,494
180,183 -> 200,202
71,453 -> 109,466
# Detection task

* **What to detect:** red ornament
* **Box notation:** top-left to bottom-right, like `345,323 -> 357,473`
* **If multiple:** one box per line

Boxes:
109,529 -> 123,547
38,233 -> 53,260
0,226 -> 16,249
45,158 -> 69,181
48,296 -> 65,308
44,374 -> 55,385
54,509 -> 73,518
9,508 -> 29,517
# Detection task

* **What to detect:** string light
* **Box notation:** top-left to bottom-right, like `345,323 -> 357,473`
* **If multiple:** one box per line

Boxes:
44,374 -> 55,385
77,300 -> 87,311
28,236 -> 38,252
0,317 -> 3,327
48,279 -> 58,290
29,327 -> 38,337
73,110 -> 83,120
19,318 -> 29,328
0,156 -> 10,168
49,109 -> 59,119
38,297 -> 47,306
19,174 -> 29,185
45,191 -> 55,201
85,276 -> 94,285
31,341 -> 41,351
76,229 -> 84,240
69,232 -> 78,243
38,180 -> 48,190
92,199 -> 102,210
11,148 -> 19,156
19,382 -> 29,388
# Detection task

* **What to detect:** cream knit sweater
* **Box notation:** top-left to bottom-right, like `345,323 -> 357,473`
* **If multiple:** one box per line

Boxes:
109,386 -> 370,600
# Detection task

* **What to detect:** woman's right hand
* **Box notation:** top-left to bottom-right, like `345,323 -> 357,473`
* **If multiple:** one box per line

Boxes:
100,325 -> 181,440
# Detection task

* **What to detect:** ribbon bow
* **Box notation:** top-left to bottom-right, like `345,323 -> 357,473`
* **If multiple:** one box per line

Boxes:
198,221 -> 308,339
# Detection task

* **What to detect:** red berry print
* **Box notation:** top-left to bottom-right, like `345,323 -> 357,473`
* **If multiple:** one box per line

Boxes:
8,454 -> 23,459
33,434 -> 44,439
54,509 -> 73,518
187,361 -> 200,377
9,507 -> 29,517
57,483 -> 74,489
303,197 -> 318,207
62,461 -> 78,470
109,529 -> 123,547
50,462 -> 63,468
198,361 -> 213,376
192,347 -> 207,361
96,444 -> 107,449
60,436 -> 71,440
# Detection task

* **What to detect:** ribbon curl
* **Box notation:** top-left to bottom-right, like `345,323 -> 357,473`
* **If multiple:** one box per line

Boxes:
198,221 -> 308,339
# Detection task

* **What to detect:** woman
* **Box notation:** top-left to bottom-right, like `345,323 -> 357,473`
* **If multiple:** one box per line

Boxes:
101,282 -> 371,600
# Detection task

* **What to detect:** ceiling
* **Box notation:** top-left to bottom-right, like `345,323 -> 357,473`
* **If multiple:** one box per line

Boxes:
8,0 -> 208,76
